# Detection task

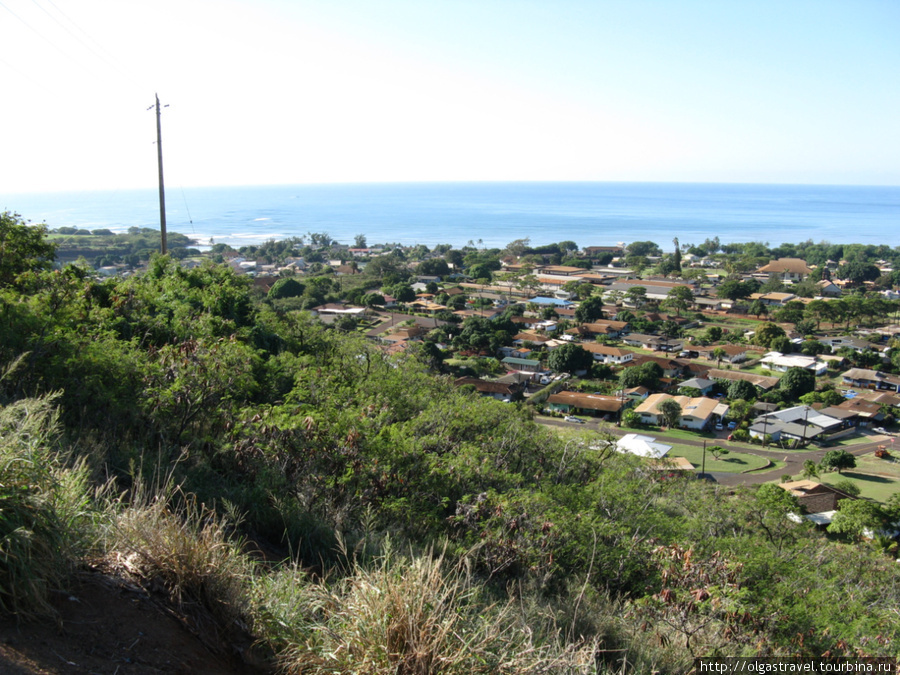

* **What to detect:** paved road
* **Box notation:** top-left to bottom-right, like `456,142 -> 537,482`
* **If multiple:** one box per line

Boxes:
537,416 -> 893,487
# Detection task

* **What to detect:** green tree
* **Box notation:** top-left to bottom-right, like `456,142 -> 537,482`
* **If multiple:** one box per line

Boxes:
574,295 -> 605,323
711,347 -> 727,368
663,285 -> 693,316
748,299 -> 768,319
626,241 -> 662,257
619,361 -> 663,390
268,277 -> 305,300
417,258 -> 451,277
388,283 -> 417,303
658,397 -> 682,428
752,322 -> 787,350
746,483 -> 802,552
779,367 -> 816,400
547,343 -> 593,374
0,212 -> 57,288
727,379 -> 758,401
716,278 -> 759,302
828,500 -> 888,539
819,449 -> 856,474
624,286 -> 647,308
801,459 -> 819,480
708,445 -> 728,460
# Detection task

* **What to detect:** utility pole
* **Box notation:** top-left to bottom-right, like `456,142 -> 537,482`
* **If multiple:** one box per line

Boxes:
152,94 -> 168,254
701,439 -> 706,478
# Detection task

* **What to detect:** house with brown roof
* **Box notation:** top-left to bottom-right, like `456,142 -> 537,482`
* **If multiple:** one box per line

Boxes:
547,391 -> 627,418
706,368 -> 780,392
453,377 -> 523,402
778,480 -> 856,517
566,320 -> 630,338
749,291 -> 798,307
627,354 -> 688,378
756,258 -> 813,282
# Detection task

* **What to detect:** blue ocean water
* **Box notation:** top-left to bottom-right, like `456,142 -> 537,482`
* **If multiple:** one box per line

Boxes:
3,182 -> 899,250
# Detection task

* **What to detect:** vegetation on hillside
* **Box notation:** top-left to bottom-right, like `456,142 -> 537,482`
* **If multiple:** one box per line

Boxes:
3,211 -> 900,672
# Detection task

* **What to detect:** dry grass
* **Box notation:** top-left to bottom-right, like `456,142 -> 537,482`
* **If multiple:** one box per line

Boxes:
253,542 -> 603,675
99,482 -> 253,629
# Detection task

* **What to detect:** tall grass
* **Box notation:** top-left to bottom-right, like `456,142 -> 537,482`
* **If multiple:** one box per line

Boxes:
252,542 -> 602,675
98,481 -> 253,630
0,392 -> 93,618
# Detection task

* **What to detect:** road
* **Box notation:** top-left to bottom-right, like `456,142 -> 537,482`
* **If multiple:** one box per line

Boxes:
537,416 -> 893,487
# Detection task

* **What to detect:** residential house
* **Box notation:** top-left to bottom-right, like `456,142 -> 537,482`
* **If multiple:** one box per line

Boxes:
583,245 -> 625,258
566,320 -> 631,338
706,369 -> 780,392
756,258 -> 813,282
546,391 -> 626,419
634,394 -> 729,430
501,356 -> 542,373
453,377 -> 523,402
778,480 -> 856,524
818,336 -> 884,354
620,386 -> 650,402
627,354 -> 688,379
748,405 -> 844,443
760,352 -> 828,376
621,333 -> 683,352
748,292 -> 798,307
606,279 -> 695,303
841,368 -> 900,393
581,343 -> 635,365
815,279 -> 842,297
678,378 -> 716,396
694,344 -> 750,364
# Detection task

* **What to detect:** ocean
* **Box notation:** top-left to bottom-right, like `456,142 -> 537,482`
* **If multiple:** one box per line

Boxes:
3,182 -> 899,251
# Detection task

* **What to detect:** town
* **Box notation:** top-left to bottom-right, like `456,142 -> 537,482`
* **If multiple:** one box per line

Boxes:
52,226 -> 900,536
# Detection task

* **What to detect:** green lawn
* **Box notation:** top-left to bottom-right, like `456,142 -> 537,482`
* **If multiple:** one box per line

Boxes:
817,432 -> 879,448
667,444 -> 772,473
817,454 -> 900,503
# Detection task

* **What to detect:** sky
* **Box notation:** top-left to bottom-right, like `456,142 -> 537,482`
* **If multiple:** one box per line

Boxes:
2,0 -> 899,193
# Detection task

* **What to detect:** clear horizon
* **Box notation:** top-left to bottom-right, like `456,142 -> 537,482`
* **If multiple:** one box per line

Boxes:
2,0 -> 898,193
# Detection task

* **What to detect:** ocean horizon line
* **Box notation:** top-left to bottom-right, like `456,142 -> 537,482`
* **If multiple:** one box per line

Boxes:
7,178 -> 900,198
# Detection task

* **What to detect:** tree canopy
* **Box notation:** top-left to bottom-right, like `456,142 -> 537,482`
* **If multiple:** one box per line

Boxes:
0,211 -> 57,287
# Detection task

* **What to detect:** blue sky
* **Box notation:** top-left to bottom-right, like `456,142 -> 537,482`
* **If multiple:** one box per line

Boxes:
2,0 -> 898,192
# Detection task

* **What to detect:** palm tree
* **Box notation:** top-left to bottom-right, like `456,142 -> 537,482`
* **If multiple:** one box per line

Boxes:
711,347 -> 727,369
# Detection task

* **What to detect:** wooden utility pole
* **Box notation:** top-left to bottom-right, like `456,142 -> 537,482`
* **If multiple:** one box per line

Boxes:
701,439 -> 706,477
154,94 -> 168,254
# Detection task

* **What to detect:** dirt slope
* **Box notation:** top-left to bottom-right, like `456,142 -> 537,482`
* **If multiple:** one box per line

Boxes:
0,571 -> 273,675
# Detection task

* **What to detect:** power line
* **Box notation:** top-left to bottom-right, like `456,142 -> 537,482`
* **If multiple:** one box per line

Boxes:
0,0 -> 90,71
31,0 -> 144,93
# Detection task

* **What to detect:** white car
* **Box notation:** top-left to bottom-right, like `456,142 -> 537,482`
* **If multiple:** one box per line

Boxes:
564,416 -> 585,424
874,427 -> 892,435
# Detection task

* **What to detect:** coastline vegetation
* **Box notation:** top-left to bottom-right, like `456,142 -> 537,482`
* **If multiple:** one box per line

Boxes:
3,210 -> 900,671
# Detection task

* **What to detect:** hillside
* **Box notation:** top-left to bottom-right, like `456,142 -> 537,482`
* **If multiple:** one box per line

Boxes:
2,211 -> 900,673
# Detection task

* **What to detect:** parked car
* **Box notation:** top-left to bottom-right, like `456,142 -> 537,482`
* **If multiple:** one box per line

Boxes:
874,426 -> 892,435
564,416 -> 585,424
715,423 -> 724,431
727,421 -> 738,430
